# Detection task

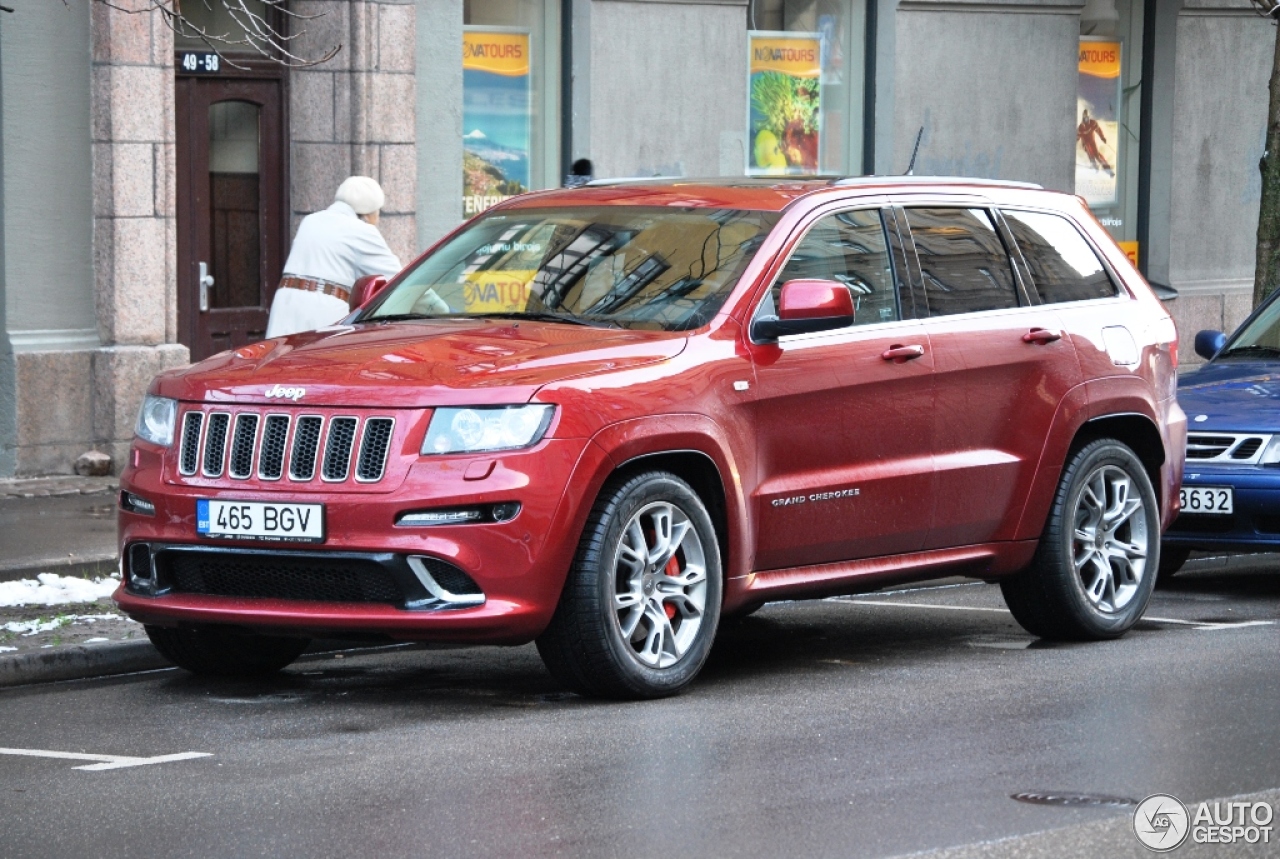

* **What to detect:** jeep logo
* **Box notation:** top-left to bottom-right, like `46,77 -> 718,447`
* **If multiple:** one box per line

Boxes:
264,384 -> 306,402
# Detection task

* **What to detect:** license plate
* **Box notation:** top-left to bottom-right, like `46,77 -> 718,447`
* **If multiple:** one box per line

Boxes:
1180,486 -> 1233,516
197,499 -> 325,542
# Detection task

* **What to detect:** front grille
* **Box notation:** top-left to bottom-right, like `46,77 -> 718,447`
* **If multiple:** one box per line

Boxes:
176,408 -> 397,485
1185,432 -> 1272,465
163,552 -> 404,604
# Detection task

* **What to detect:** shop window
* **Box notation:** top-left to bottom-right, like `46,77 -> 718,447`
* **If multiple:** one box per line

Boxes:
1078,0 -> 1143,266
463,0 -> 561,216
747,0 -> 867,176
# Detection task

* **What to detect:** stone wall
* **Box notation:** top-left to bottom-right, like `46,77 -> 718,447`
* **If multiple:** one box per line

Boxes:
290,0 -> 418,265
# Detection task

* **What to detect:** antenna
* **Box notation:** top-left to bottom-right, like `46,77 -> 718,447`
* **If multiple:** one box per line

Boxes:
905,126 -> 924,176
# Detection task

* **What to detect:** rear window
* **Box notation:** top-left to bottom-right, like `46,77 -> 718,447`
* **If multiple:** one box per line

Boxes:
904,208 -> 1020,317
1002,209 -> 1116,304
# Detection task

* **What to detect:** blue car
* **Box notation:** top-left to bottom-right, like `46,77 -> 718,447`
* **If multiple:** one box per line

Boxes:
1161,288 -> 1280,579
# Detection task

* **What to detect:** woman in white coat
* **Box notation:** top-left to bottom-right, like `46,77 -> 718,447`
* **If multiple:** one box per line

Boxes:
265,176 -> 403,338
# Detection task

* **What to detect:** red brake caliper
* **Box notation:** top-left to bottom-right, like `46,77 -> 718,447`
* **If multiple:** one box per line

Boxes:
663,556 -> 680,619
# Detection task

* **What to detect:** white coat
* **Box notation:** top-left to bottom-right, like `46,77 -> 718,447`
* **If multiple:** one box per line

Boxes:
265,201 -> 403,338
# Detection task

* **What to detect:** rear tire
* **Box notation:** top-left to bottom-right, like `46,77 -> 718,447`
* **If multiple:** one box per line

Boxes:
146,625 -> 309,677
536,471 -> 722,700
1001,439 -> 1160,640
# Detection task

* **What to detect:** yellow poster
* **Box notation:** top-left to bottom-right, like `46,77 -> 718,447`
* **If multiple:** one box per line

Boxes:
463,270 -> 535,313
1077,38 -> 1122,208
748,32 -> 822,175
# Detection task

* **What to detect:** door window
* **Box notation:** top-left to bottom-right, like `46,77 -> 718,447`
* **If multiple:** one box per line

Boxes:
767,208 -> 899,326
904,208 -> 1019,317
208,100 -> 261,310
1002,209 -> 1116,304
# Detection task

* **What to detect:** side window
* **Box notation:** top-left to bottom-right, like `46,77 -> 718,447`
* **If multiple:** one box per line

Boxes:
769,208 -> 899,326
904,208 -> 1019,317
1002,209 -> 1117,304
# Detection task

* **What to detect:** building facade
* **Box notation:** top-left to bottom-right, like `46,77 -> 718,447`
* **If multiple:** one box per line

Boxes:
0,0 -> 1269,475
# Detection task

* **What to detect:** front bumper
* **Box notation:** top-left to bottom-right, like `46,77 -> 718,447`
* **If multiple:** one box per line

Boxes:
115,437 -> 607,644
1163,465 -> 1280,552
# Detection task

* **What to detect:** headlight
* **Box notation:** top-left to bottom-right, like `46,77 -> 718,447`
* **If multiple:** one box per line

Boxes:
422,405 -> 554,455
1261,436 -> 1280,465
134,395 -> 177,446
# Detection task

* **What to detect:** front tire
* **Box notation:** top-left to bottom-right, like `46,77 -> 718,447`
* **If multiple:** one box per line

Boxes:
146,625 -> 309,677
1001,439 -> 1160,640
536,471 -> 723,700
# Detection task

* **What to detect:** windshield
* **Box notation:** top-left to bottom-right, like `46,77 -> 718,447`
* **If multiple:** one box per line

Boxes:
1221,296 -> 1280,359
362,206 -> 780,331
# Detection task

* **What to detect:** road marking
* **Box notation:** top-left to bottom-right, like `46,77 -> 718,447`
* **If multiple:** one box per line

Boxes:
0,747 -> 211,771
828,598 -> 1276,630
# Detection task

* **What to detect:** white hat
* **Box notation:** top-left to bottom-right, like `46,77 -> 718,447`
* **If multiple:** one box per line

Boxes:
335,176 -> 386,215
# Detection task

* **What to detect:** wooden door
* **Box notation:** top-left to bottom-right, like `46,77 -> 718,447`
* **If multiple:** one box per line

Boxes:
176,76 -> 286,361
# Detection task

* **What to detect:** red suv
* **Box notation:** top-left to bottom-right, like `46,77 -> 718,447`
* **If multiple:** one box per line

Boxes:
116,178 -> 1185,698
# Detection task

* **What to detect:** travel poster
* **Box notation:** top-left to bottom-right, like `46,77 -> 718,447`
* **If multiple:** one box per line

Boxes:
747,32 -> 822,175
1077,38 -> 1122,208
463,29 -> 531,218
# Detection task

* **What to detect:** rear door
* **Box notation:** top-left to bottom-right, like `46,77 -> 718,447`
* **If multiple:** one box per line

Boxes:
896,204 -> 1082,549
748,204 -> 936,570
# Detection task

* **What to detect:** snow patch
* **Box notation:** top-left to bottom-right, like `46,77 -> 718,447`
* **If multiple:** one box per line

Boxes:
0,646 -> 16,653
3,614 -> 120,636
0,573 -> 120,607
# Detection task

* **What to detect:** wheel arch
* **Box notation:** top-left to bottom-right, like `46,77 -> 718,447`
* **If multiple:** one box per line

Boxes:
1070,412 -> 1166,499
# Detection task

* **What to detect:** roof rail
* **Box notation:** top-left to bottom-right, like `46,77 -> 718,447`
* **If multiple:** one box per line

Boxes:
583,176 -> 686,187
831,175 -> 1043,190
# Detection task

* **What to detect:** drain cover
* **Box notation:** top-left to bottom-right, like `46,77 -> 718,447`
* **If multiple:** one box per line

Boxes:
1012,791 -> 1138,808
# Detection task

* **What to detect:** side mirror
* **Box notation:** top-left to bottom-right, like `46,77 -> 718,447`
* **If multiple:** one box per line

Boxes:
1194,329 -> 1227,361
752,279 -> 854,341
350,274 -> 390,310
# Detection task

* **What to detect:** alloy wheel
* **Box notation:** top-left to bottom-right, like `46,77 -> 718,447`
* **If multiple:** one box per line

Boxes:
1072,464 -> 1149,613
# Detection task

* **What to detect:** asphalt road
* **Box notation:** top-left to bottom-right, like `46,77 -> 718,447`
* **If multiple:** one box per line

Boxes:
2,562 -> 1277,859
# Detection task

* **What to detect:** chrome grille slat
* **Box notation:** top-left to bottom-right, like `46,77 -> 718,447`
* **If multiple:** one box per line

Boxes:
356,418 -> 395,482
228,414 -> 260,479
202,413 -> 231,477
179,409 -> 397,484
322,417 -> 358,482
1186,432 -> 1272,465
289,416 -> 324,481
179,412 -> 204,476
257,415 -> 290,480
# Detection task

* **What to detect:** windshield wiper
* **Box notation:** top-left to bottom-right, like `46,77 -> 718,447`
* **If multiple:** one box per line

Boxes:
1220,344 -> 1280,358
364,313 -> 456,323
468,311 -> 620,328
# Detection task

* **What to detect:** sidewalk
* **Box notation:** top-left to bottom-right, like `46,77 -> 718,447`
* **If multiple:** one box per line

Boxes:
0,475 -> 119,582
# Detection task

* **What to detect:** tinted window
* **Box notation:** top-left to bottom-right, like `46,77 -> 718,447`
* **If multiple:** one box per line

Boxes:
1002,210 -> 1117,304
905,208 -> 1019,317
367,207 -> 779,331
769,209 -> 899,326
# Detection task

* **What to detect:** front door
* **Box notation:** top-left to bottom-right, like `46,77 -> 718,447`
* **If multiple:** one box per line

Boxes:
748,206 -> 937,571
176,76 -> 285,361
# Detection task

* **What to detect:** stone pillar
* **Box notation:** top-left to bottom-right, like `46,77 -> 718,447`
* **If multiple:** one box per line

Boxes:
291,0 -> 418,265
89,0 -> 189,472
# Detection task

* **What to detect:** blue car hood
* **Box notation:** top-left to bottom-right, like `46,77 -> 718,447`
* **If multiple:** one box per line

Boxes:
1178,361 -> 1280,433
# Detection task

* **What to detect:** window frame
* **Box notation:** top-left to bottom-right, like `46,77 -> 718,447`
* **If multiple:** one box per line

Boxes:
747,201 -> 911,345
893,199 -> 1037,319
996,206 -> 1123,307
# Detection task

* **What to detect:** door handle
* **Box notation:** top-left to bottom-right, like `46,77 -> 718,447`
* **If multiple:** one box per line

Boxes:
198,261 -> 215,312
881,344 -> 925,363
1022,327 -> 1062,345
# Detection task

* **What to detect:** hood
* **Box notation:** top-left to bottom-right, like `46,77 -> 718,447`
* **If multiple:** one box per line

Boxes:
1177,360 -> 1280,433
153,320 -> 687,407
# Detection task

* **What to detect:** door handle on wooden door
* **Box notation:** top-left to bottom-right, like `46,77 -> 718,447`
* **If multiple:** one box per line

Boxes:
198,262 -> 215,312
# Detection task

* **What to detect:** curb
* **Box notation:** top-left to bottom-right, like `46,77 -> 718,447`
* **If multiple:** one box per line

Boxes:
0,640 -> 170,688
0,554 -> 119,584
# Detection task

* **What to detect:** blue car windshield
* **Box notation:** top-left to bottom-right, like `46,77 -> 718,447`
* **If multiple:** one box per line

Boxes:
1222,297 -> 1280,358
360,206 -> 779,331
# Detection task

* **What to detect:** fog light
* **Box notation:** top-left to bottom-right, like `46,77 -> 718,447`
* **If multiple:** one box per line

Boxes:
397,509 -> 485,526
491,502 -> 520,522
120,491 -> 156,516
127,543 -> 154,587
